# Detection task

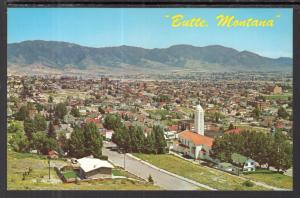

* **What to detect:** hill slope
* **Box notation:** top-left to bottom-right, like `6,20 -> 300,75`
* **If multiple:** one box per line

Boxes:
8,40 -> 292,75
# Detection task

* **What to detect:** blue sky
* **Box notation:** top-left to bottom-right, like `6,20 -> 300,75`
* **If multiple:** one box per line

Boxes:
8,8 -> 292,58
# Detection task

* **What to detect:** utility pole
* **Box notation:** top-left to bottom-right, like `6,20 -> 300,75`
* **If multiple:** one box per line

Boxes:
123,151 -> 126,170
48,157 -> 51,180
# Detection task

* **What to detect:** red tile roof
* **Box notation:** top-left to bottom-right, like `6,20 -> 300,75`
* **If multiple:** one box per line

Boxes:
178,130 -> 214,147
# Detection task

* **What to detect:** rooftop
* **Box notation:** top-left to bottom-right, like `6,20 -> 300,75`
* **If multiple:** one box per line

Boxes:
178,130 -> 214,147
77,156 -> 114,173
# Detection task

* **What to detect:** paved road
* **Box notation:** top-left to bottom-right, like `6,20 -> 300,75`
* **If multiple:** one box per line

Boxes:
102,142 -> 201,190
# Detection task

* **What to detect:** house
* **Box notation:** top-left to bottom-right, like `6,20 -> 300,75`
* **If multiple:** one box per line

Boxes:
101,129 -> 114,141
268,85 -> 282,94
77,156 -> 114,179
173,130 -> 213,160
231,153 -> 256,172
48,150 -> 59,159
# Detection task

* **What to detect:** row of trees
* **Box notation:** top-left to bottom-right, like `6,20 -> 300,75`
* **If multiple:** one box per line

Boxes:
9,119 -> 103,159
104,113 -> 167,154
10,100 -> 67,155
9,113 -> 59,155
211,130 -> 292,172
68,123 -> 103,158
112,125 -> 167,154
14,102 -> 68,122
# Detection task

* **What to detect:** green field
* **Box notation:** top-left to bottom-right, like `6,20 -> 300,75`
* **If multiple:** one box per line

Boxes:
177,107 -> 194,115
235,125 -> 270,134
43,89 -> 90,103
242,169 -> 292,189
146,109 -> 183,120
7,150 -> 160,190
263,93 -> 292,100
133,153 -> 270,190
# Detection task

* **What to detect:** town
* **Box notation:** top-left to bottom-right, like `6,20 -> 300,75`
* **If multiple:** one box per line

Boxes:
7,71 -> 293,190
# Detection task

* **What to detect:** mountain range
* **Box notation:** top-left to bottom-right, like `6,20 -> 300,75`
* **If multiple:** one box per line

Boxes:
7,40 -> 292,75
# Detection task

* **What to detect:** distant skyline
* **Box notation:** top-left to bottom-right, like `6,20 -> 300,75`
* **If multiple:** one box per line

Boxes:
8,8 -> 292,58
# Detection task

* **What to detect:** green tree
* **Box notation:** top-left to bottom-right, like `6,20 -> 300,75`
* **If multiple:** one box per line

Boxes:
278,107 -> 289,119
144,132 -> 156,154
70,107 -> 80,117
24,118 -> 36,140
228,123 -> 235,130
9,131 -> 30,152
24,114 -> 47,140
252,107 -> 261,119
48,95 -> 54,103
112,126 -> 130,151
103,113 -> 123,131
48,121 -> 56,139
58,133 -> 69,154
98,106 -> 105,114
14,106 -> 29,121
31,131 -> 58,155
68,127 -> 86,158
55,103 -> 67,120
152,125 -> 167,154
35,103 -> 43,113
269,131 -> 292,171
68,123 -> 103,158
53,117 -> 60,126
33,114 -> 47,132
83,123 -> 103,158
211,130 -> 292,171
8,121 -> 23,133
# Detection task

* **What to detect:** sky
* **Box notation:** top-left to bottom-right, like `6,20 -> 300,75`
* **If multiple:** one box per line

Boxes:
8,8 -> 293,58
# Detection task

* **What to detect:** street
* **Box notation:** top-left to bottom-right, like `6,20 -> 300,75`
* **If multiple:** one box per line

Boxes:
102,142 -> 202,190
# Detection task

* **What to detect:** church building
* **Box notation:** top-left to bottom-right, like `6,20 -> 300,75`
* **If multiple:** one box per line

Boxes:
173,104 -> 214,160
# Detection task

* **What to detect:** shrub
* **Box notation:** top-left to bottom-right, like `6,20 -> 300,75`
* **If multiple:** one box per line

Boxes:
243,180 -> 254,187
99,155 -> 108,160
148,174 -> 154,183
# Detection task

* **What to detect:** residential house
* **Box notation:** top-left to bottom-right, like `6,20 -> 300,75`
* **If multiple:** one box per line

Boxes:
231,153 -> 256,172
77,156 -> 114,179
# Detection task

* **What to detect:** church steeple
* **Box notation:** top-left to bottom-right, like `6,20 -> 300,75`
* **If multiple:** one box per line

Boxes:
195,103 -> 204,135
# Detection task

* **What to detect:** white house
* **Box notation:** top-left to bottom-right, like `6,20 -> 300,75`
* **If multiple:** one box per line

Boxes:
231,153 -> 256,172
77,156 -> 114,179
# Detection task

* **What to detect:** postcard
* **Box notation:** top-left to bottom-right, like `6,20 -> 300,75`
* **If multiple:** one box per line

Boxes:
7,8 -> 293,191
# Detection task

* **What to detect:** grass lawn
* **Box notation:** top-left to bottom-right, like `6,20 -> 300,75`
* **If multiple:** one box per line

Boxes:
43,89 -> 90,103
263,93 -> 292,100
62,171 -> 78,179
235,125 -> 270,134
161,119 -> 178,126
7,150 -> 160,190
177,107 -> 194,115
112,169 -> 124,177
146,109 -> 183,120
242,169 -> 292,189
133,153 -> 270,191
